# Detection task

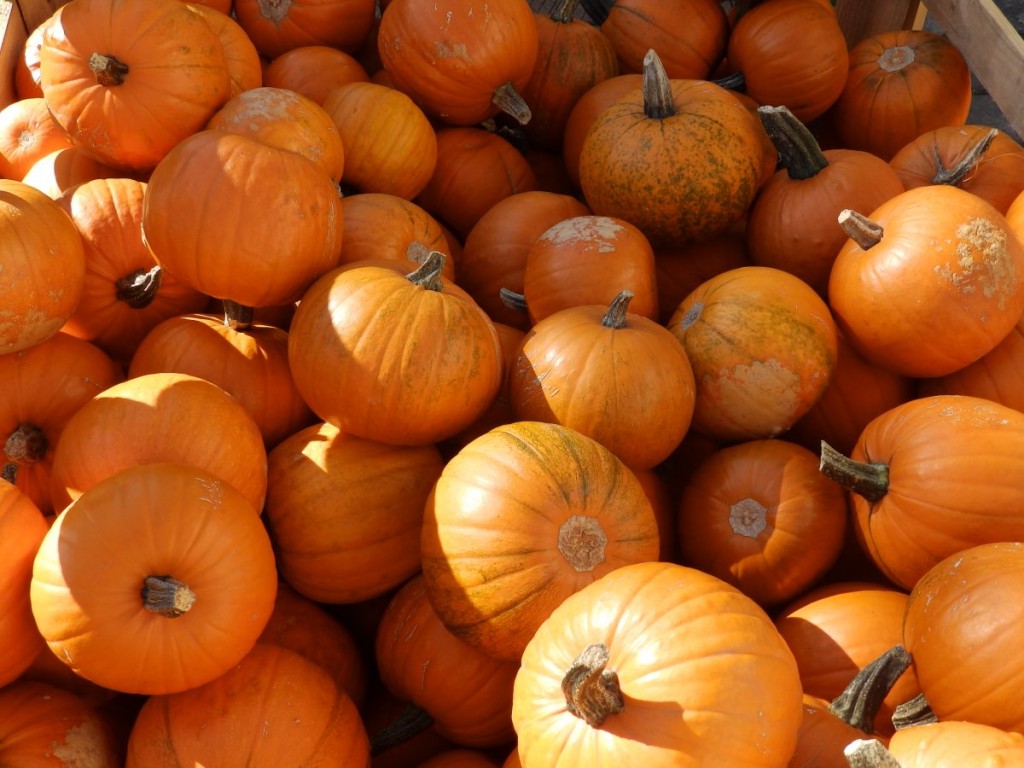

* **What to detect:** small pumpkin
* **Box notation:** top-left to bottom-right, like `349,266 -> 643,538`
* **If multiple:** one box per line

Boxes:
32,461 -> 279,694
232,0 -> 376,58
261,44 -> 369,106
0,96 -> 72,180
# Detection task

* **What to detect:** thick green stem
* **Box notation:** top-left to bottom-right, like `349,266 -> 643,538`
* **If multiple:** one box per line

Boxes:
499,287 -> 529,314
116,265 -> 163,309
891,692 -> 938,730
405,250 -> 446,291
844,739 -> 903,768
601,290 -> 633,329
819,441 -> 890,503
550,0 -> 581,23
369,702 -> 435,756
493,82 -> 532,126
642,49 -> 675,120
932,127 -> 999,186
757,105 -> 828,180
829,644 -> 912,733
222,299 -> 254,330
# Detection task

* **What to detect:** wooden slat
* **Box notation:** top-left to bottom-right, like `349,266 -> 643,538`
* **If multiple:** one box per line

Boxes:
834,0 -> 922,48
0,0 -> 24,109
922,0 -> 1024,139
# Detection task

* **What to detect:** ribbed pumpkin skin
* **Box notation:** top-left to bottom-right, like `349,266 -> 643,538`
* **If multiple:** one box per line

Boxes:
902,542 -> 1024,733
142,130 -> 344,308
512,561 -> 803,767
126,643 -> 370,767
287,263 -> 503,447
421,421 -> 659,662
31,462 -> 279,695
376,574 -> 519,748
0,481 -> 48,688
0,681 -> 120,767
579,78 -> 764,247
38,0 -> 232,171
846,395 -> 1024,591
887,720 -> 1024,766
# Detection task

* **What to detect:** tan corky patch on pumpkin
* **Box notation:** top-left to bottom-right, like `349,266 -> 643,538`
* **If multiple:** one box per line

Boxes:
933,217 -> 1014,311
541,216 -> 622,252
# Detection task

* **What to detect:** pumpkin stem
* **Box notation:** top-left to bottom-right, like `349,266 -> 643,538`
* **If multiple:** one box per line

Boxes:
818,441 -> 889,503
891,692 -> 938,730
932,127 -> 999,186
4,423 -> 47,466
142,575 -> 197,618
829,644 -> 912,734
369,702 -> 435,756
115,265 -> 163,309
562,643 -> 624,726
601,291 -> 634,329
550,0 -> 581,23
0,463 -> 15,483
579,0 -> 611,24
222,299 -> 254,330
406,250 -> 446,291
499,287 -> 529,314
88,52 -> 129,86
757,105 -> 828,180
493,82 -> 532,126
838,209 -> 884,250
712,70 -> 746,93
642,49 -> 676,120
843,738 -> 903,768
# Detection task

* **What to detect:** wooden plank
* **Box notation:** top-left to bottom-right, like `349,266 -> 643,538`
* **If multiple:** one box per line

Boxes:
922,0 -> 1024,139
0,0 -> 24,109
834,0 -> 922,48
17,0 -> 62,33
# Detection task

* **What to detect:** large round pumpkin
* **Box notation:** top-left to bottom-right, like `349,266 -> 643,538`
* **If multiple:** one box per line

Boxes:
31,461 -> 279,695
421,420 -> 659,662
38,0 -> 233,171
512,560 -> 803,767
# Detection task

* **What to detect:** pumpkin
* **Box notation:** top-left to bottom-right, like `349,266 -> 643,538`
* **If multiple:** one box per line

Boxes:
830,29 -> 972,161
888,124 -> 1024,214
829,185 -> 1024,378
15,15 -> 49,100
561,73 -> 640,188
377,0 -> 538,126
509,290 -> 695,470
668,265 -> 838,443
676,437 -> 847,607
0,333 -> 122,513
264,421 -> 444,603
142,129 -> 344,309
0,681 -> 120,766
322,80 -> 437,199
746,104 -> 905,297
125,642 -> 370,766
887,720 -> 1024,766
287,253 -> 503,446
31,461 -> 278,694
127,311 -> 317,449
458,190 -> 591,329
0,480 -> 48,687
20,146 -> 121,199
774,581 -> 920,738
260,44 -> 369,106
512,560 -> 804,766
0,96 -> 72,180
38,0 -> 233,172
421,420 -> 659,662
519,0 -> 619,151
56,177 -> 210,364
339,192 -> 455,279
451,321 -> 526,449
578,49 -> 764,247
419,751 -> 502,768
232,0 -> 376,58
49,371 -> 268,514
724,0 -> 849,124
598,0 -> 728,79
520,214 -> 659,324
206,86 -> 345,182
416,126 -> 538,241
187,3 -> 263,97
654,228 -> 751,325
375,574 -> 520,748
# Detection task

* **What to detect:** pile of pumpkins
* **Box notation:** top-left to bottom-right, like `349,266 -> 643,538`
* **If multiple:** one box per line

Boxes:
4,0 -> 1024,764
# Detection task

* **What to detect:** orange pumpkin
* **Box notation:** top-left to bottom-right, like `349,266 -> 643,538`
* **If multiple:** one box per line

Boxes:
288,253 -> 503,446
421,420 -> 659,661
56,177 -> 210,364
264,421 -> 444,603
0,179 -> 85,354
0,333 -> 122,513
578,50 -> 764,247
512,561 -> 804,766
32,462 -> 278,694
830,29 -> 972,161
828,185 -> 1024,378
142,129 -> 344,309
20,146 -> 122,199
668,265 -> 838,443
125,642 -> 370,766
887,720 -> 1024,766
49,371 -> 268,514
260,44 -> 369,106
561,73 -> 641,189
232,0 -> 376,58
676,438 -> 847,607
39,0 -> 233,171
0,96 -> 73,180
0,681 -> 120,766
375,575 -> 520,748
377,0 -> 538,126
187,3 -> 263,97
